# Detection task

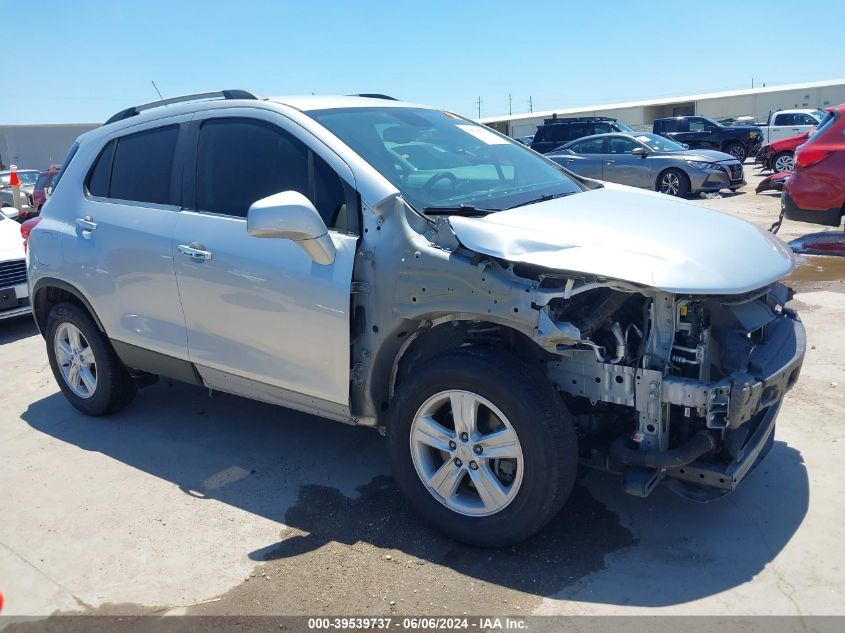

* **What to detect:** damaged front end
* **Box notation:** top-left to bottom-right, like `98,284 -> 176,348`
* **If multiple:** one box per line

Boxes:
538,278 -> 804,500
360,190 -> 804,502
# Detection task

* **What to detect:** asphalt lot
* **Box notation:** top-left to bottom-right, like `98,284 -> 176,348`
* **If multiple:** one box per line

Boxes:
2,164 -> 845,617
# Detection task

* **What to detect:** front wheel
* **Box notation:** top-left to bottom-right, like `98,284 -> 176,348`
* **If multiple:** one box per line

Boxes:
772,151 -> 795,173
387,348 -> 577,546
724,142 -> 747,163
657,169 -> 690,197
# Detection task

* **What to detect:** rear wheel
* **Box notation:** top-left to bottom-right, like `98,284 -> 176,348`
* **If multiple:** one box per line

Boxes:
657,169 -> 690,197
46,302 -> 136,416
772,151 -> 795,173
724,142 -> 747,163
387,348 -> 577,546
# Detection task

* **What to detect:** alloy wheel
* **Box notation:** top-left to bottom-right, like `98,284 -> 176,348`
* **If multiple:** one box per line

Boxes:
660,172 -> 681,195
409,390 -> 524,516
774,154 -> 795,173
54,322 -> 97,398
729,145 -> 746,162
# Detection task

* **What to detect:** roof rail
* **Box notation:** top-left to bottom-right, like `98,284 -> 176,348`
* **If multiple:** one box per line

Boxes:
349,93 -> 398,101
103,89 -> 260,126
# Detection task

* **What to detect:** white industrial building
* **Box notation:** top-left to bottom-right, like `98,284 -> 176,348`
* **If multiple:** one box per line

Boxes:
0,124 -> 97,171
480,79 -> 845,138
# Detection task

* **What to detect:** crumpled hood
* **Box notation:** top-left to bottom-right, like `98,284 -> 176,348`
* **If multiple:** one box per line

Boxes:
447,185 -> 794,295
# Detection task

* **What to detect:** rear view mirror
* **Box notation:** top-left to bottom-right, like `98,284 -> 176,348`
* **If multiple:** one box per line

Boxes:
247,191 -> 336,265
631,147 -> 649,157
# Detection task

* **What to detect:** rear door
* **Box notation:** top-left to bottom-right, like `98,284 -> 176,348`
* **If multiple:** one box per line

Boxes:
683,117 -> 719,149
769,113 -> 797,143
61,119 -> 188,360
602,136 -> 650,187
770,112 -> 818,143
173,109 -> 358,409
550,137 -> 606,179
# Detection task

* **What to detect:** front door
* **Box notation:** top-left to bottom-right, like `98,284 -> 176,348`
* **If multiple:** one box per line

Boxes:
173,112 -> 358,408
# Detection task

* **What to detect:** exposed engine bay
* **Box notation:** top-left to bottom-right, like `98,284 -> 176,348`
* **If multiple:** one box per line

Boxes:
533,273 -> 805,499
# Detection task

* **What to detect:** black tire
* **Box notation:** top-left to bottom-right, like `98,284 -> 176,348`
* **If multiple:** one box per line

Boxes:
656,168 -> 690,197
772,151 -> 795,173
723,141 -> 747,163
45,302 -> 136,416
387,347 -> 578,547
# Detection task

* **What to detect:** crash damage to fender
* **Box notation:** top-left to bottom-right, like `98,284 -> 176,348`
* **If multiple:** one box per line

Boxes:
351,187 -> 804,501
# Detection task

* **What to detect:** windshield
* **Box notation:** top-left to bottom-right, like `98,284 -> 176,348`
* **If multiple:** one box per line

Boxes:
632,133 -> 687,152
308,107 -> 584,212
0,171 -> 40,187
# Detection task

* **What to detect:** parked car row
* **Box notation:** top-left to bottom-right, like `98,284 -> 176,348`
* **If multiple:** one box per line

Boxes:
0,166 -> 60,221
520,106 -> 833,199
526,115 -> 752,196
546,132 -> 744,197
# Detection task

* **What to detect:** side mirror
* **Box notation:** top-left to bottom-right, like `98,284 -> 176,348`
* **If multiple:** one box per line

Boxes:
682,143 -> 690,150
247,191 -> 336,265
631,147 -> 649,158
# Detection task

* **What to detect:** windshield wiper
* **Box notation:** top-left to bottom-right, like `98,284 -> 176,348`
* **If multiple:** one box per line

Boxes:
423,204 -> 497,216
505,191 -> 576,210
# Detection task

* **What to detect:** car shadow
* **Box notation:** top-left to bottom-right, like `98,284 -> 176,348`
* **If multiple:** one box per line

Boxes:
0,313 -> 38,345
20,380 -> 808,607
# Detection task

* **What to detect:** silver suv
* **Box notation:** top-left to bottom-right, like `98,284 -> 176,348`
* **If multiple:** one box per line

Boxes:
28,91 -> 805,546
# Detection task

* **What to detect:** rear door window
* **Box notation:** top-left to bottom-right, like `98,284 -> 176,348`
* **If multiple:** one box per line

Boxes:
107,126 -> 179,205
793,113 -> 819,126
688,118 -> 708,132
571,138 -> 606,154
87,140 -> 116,198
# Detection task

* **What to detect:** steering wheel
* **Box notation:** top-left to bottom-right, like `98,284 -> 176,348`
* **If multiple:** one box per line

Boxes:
423,171 -> 458,194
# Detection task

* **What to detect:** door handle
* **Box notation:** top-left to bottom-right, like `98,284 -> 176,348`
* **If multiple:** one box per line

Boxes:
178,243 -> 213,261
76,216 -> 97,232
605,160 -> 615,164
791,128 -> 800,131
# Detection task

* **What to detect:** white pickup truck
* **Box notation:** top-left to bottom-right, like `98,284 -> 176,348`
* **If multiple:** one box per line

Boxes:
758,108 -> 826,144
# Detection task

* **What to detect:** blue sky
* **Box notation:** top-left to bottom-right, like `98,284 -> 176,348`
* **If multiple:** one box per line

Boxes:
5,0 -> 844,124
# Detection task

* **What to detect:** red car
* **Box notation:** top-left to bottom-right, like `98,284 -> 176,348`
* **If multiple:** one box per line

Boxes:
27,166 -> 61,217
782,105 -> 845,228
757,130 -> 811,173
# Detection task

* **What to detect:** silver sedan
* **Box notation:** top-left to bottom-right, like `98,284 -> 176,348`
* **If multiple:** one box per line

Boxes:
547,133 -> 745,196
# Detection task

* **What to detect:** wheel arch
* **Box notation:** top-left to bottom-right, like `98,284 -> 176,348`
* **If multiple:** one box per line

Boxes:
31,277 -> 105,337
376,317 -> 551,426
655,166 -> 690,192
